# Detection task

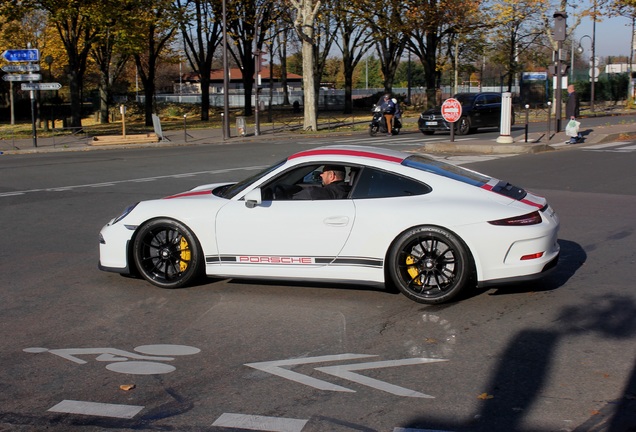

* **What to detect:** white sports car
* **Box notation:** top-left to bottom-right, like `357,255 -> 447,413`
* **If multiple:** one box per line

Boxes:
99,145 -> 560,304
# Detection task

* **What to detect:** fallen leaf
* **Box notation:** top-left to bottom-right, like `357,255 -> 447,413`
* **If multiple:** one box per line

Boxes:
477,392 -> 494,400
120,384 -> 136,391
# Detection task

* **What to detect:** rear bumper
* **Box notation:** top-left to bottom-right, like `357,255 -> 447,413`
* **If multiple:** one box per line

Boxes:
477,252 -> 559,288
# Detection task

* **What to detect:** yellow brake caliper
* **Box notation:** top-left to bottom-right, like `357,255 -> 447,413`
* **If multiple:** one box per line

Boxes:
406,255 -> 422,285
179,236 -> 190,272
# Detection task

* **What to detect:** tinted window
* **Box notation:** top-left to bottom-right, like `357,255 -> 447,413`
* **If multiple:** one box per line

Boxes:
489,94 -> 501,104
351,168 -> 431,199
402,154 -> 490,186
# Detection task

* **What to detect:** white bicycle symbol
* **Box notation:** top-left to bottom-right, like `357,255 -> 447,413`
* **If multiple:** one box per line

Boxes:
24,344 -> 200,375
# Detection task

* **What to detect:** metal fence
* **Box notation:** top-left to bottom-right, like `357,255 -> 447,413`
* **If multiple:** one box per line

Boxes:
138,86 -> 520,110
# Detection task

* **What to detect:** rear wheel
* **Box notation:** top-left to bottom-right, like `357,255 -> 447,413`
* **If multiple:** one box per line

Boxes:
133,218 -> 203,289
388,226 -> 471,304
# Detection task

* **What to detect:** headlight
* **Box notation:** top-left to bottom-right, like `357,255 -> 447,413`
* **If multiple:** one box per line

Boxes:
112,203 -> 139,224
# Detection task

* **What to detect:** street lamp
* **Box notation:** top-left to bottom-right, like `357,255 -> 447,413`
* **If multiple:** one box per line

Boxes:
577,34 -> 596,111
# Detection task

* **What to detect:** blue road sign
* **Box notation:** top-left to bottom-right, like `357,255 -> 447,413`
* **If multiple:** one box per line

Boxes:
2,49 -> 40,62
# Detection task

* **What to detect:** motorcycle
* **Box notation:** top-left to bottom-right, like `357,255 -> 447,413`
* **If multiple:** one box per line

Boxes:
369,101 -> 402,136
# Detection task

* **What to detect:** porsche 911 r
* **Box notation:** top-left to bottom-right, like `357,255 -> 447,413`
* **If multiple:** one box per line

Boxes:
98,145 -> 560,304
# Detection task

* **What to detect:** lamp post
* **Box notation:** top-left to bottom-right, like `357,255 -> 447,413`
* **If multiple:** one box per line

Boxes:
578,34 -> 595,111
222,0 -> 230,139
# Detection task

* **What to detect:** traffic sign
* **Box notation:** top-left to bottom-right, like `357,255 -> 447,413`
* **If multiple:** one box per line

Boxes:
21,82 -> 62,91
1,64 -> 40,73
441,98 -> 462,123
2,73 -> 41,82
2,49 -> 39,62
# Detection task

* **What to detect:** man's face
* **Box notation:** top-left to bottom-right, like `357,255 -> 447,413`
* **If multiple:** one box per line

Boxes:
320,170 -> 337,186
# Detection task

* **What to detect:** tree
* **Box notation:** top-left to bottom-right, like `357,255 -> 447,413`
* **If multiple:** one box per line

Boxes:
404,0 -> 485,107
128,0 -> 179,126
223,0 -> 275,117
288,0 -> 321,131
334,3 -> 372,113
90,3 -> 134,124
488,0 -> 548,92
178,0 -> 222,122
19,0 -> 104,128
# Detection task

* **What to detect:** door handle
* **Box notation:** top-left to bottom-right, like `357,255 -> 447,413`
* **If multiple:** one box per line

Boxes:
324,216 -> 350,226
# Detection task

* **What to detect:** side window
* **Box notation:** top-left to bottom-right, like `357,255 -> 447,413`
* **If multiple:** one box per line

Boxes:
350,167 -> 431,199
488,94 -> 501,105
475,95 -> 487,106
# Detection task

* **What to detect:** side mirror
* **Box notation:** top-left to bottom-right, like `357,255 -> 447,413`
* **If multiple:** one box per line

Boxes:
244,188 -> 262,208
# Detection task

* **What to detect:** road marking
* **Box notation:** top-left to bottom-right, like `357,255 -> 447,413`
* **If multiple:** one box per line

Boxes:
394,428 -> 455,432
48,400 -> 144,419
583,142 -> 629,150
246,354 -> 447,397
245,354 -> 376,392
0,166 -> 266,199
25,344 -> 201,375
316,358 -> 448,398
212,413 -> 308,432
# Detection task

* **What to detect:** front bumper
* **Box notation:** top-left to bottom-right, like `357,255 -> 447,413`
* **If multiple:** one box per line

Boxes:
98,221 -> 136,274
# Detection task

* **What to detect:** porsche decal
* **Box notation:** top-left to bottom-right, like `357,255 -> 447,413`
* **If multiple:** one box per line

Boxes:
206,255 -> 383,268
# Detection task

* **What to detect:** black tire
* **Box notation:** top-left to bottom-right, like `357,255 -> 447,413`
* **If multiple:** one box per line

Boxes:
369,124 -> 379,136
133,218 -> 203,289
392,127 -> 400,136
388,226 -> 471,304
456,117 -> 471,135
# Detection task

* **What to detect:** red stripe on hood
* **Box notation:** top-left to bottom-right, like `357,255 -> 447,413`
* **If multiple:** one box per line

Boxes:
164,190 -> 212,199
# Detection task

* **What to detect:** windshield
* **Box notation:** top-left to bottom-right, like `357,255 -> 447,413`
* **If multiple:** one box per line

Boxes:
402,154 -> 490,186
216,159 -> 286,199
454,94 -> 477,105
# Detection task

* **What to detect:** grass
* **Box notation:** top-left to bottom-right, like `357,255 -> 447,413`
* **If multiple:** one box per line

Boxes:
1,102 -> 633,140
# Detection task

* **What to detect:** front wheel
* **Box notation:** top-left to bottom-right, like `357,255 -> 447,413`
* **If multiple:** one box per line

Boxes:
133,218 -> 203,289
456,117 -> 471,135
388,226 -> 472,304
369,124 -> 379,136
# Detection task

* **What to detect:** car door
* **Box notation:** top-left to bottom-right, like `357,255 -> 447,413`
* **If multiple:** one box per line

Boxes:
213,167 -> 356,271
471,94 -> 489,127
486,94 -> 502,127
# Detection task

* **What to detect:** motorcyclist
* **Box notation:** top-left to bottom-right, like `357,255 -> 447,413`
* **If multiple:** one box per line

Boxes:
380,95 -> 396,136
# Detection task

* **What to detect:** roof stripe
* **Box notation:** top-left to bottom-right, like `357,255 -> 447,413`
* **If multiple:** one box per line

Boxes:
289,148 -> 404,163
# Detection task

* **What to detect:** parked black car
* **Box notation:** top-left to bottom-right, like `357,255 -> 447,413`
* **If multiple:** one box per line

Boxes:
418,92 -> 515,135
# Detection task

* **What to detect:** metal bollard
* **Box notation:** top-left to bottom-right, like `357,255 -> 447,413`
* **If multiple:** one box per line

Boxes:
547,102 -> 552,141
524,104 -> 530,143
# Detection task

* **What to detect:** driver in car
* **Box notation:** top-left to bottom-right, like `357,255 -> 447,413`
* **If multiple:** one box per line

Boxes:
293,165 -> 351,200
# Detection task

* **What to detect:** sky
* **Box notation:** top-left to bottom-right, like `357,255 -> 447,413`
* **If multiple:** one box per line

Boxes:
575,13 -> 634,59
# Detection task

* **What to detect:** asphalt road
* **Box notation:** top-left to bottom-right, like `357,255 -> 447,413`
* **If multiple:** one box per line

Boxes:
1,133 -> 635,432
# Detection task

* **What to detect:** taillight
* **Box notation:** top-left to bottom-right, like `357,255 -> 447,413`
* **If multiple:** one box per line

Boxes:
488,211 -> 542,226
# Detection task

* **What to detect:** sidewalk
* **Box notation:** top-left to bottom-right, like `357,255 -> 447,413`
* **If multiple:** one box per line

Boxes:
2,114 -> 636,155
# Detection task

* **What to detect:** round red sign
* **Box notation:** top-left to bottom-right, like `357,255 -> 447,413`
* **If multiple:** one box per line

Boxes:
441,98 -> 462,123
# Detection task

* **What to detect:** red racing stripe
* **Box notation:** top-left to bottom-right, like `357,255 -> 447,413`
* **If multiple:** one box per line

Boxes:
164,190 -> 212,199
289,149 -> 404,163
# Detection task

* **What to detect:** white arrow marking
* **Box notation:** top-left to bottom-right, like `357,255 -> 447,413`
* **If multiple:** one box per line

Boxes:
245,353 -> 377,392
316,358 -> 448,398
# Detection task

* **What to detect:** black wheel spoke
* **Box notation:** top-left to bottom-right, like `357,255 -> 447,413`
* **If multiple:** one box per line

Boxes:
133,219 -> 202,289
391,227 -> 470,304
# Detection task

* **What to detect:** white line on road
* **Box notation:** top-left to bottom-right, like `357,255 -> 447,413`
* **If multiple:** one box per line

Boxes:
583,142 -> 631,149
0,165 -> 267,199
212,413 -> 308,432
316,358 -> 448,398
48,400 -> 144,419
